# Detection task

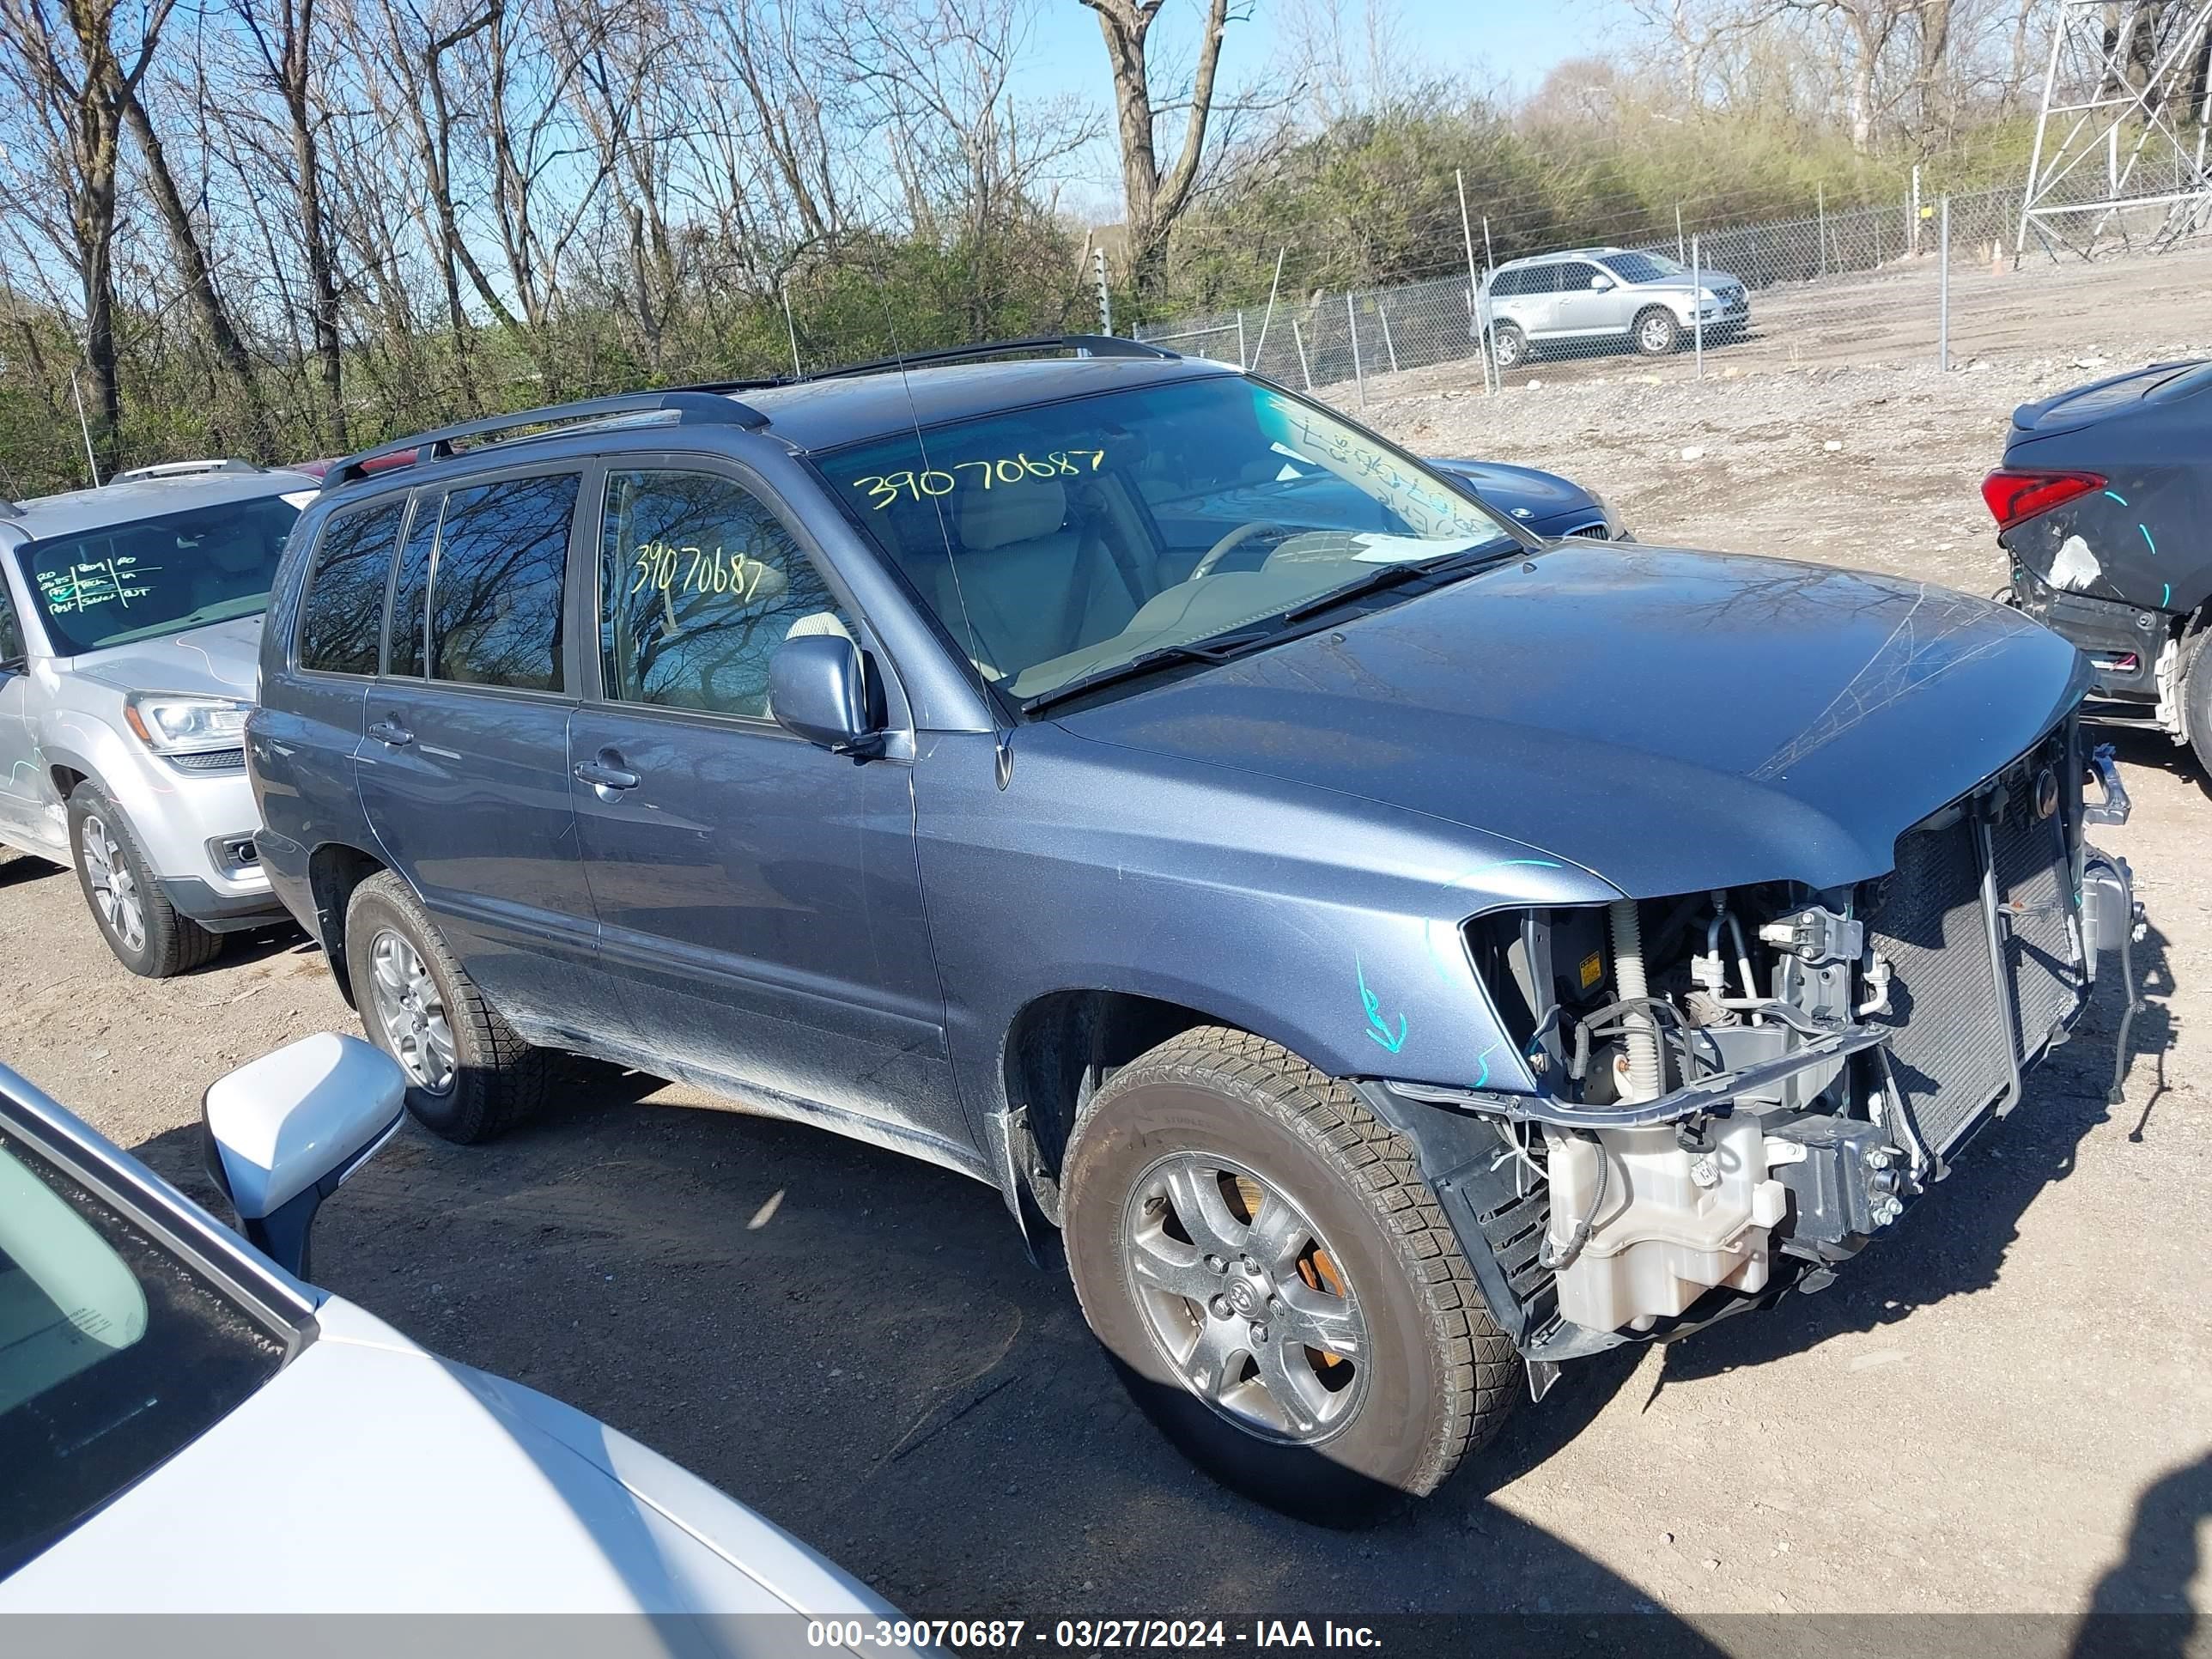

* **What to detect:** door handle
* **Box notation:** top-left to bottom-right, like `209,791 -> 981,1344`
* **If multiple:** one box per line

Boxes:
368,718 -> 413,747
574,756 -> 641,793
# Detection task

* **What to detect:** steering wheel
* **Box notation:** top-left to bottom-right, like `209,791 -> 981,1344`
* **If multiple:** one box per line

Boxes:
1189,521 -> 1292,581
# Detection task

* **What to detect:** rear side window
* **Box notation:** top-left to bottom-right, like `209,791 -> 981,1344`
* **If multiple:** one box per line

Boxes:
599,469 -> 851,720
428,473 -> 579,691
297,500 -> 406,676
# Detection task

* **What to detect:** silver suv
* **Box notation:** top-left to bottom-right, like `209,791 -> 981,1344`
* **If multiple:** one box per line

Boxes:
1480,246 -> 1750,368
0,461 -> 315,975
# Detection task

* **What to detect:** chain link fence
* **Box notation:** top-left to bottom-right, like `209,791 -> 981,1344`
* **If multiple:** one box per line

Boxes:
1133,180 -> 2211,398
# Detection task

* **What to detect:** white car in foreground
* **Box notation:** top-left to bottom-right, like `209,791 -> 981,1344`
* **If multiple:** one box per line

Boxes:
0,1033 -> 904,1643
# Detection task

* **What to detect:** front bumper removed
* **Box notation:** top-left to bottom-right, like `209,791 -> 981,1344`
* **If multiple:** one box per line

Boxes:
1359,811 -> 2141,1385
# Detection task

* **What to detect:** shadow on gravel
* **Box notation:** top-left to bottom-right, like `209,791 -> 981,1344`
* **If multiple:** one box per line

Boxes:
0,852 -> 62,890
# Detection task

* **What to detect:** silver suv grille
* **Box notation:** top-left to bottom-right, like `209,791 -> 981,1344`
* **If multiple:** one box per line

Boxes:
167,747 -> 246,773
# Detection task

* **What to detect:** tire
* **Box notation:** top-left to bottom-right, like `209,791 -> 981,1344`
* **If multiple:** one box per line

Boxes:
1633,307 -> 1680,356
2184,622 -> 2212,779
1060,1025 -> 1517,1523
343,870 -> 546,1143
66,783 -> 220,978
1490,323 -> 1528,371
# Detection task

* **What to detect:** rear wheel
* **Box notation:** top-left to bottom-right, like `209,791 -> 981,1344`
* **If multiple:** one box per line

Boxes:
67,784 -> 219,978
343,870 -> 547,1143
1490,323 -> 1528,370
1633,307 -> 1680,356
1060,1026 -> 1517,1523
2184,623 -> 2212,778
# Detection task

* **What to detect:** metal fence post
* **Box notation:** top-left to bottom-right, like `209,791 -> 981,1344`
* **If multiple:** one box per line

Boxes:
1938,195 -> 1950,370
1455,169 -> 1493,397
1692,233 -> 1704,379
1676,203 -> 1686,263
1910,166 -> 1922,257
1252,247 -> 1285,374
1378,300 -> 1400,375
1346,291 -> 1366,410
1093,247 -> 1112,335
1817,183 -> 1826,277
781,283 -> 803,377
1291,317 -> 1313,391
1236,309 -> 1248,371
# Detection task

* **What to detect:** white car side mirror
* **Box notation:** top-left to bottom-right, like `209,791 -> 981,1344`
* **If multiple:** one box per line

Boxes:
201,1033 -> 406,1279
1589,274 -> 1613,290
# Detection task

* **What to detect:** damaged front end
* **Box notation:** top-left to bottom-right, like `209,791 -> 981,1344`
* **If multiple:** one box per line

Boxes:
1360,720 -> 2142,1389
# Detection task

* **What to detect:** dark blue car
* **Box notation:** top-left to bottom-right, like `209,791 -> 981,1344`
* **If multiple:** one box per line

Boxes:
251,337 -> 2136,1520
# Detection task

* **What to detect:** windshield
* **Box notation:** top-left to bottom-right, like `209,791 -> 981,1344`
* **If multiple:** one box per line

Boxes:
823,375 -> 1525,704
1602,252 -> 1686,283
0,1123 -> 287,1574
16,493 -> 301,655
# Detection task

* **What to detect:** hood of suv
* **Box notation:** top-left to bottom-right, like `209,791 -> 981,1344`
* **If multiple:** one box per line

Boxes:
1054,544 -> 2085,896
73,613 -> 264,702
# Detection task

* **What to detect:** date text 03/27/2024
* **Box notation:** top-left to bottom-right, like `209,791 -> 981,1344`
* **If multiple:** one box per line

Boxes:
804,1620 -> 1383,1650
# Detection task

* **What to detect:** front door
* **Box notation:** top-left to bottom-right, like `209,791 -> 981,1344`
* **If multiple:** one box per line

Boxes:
567,461 -> 965,1158
1549,261 -> 1619,338
355,467 -> 611,1039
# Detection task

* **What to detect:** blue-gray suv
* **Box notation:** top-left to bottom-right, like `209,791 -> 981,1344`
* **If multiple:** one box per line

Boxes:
251,337 -> 2138,1520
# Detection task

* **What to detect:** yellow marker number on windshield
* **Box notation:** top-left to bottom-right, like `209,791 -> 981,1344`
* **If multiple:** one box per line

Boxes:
852,449 -> 1104,510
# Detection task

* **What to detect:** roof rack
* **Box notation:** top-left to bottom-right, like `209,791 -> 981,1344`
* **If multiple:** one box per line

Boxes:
799,334 -> 1179,384
319,389 -> 772,491
112,459 -> 266,483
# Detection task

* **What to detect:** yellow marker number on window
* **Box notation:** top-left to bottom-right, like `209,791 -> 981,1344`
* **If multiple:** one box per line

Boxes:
851,449 -> 1103,510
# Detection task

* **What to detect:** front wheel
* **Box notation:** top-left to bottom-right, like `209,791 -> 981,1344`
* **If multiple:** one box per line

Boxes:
67,784 -> 220,977
1060,1026 -> 1517,1523
1633,307 -> 1680,356
1489,323 -> 1528,370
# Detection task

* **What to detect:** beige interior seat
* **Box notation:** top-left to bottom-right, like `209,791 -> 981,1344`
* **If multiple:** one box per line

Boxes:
926,477 -> 1138,680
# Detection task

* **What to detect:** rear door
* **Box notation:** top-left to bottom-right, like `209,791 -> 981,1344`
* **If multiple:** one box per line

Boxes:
356,465 -> 613,1038
565,459 -> 964,1154
1496,263 -> 1562,337
0,577 -> 41,850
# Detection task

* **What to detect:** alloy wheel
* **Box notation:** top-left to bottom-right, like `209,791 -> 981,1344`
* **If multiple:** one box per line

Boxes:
368,928 -> 458,1095
1121,1152 -> 1371,1444
80,813 -> 145,955
1639,313 -> 1676,352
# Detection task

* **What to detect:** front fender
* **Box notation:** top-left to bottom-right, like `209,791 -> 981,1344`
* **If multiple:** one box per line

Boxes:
916,726 -> 1623,1125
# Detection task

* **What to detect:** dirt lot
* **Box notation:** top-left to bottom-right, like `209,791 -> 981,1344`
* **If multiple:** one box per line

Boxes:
4,301 -> 2209,1637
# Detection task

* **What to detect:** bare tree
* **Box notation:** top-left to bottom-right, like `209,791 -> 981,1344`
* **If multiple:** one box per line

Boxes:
1079,0 -> 1243,295
0,0 -> 176,467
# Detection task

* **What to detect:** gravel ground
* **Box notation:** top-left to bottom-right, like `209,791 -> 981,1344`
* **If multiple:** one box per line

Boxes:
4,313 -> 2209,1634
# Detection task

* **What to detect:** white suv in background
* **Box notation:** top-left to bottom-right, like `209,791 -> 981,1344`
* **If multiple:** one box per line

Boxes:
0,462 -> 315,975
1480,246 -> 1751,368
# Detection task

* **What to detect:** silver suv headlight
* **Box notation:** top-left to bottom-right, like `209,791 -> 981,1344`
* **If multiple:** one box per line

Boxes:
124,692 -> 251,754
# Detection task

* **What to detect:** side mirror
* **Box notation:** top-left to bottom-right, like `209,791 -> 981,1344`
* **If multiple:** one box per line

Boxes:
201,1033 -> 405,1279
1589,273 -> 1613,291
769,633 -> 884,757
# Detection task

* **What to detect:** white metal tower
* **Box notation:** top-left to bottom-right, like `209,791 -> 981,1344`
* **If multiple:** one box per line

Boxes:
2017,0 -> 2212,260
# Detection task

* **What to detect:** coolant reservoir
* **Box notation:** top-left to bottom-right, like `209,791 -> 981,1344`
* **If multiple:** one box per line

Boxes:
1544,1119 -> 1790,1334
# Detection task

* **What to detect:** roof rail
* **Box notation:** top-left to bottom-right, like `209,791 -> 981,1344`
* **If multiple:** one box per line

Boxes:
319,389 -> 772,491
800,334 -> 1179,384
112,459 -> 266,483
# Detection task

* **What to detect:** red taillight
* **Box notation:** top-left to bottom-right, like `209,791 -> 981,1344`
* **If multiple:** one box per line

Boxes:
1981,468 -> 2106,530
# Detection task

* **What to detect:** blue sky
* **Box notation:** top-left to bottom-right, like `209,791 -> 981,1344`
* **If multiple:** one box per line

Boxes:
1016,0 -> 1627,212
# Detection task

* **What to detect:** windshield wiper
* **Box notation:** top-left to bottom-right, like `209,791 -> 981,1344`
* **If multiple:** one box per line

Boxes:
1022,545 -> 1516,714
1020,629 -> 1278,714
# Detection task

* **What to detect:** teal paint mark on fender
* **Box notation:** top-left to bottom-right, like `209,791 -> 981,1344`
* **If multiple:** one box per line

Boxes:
1357,957 -> 1407,1054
